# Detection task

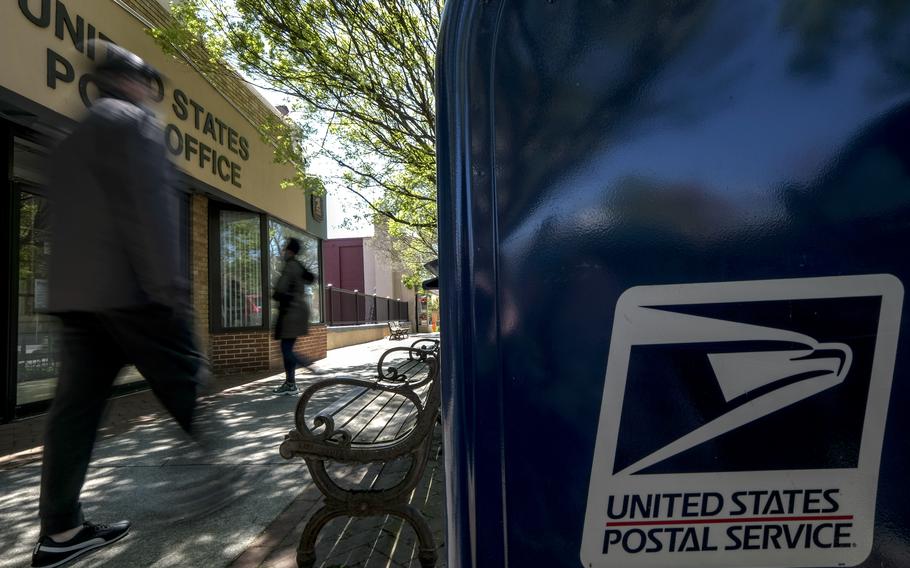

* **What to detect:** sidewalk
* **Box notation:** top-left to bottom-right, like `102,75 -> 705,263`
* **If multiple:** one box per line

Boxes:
0,334 -> 444,568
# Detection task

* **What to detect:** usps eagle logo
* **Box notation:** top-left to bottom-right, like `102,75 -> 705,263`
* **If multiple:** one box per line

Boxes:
581,274 -> 903,568
613,307 -> 858,476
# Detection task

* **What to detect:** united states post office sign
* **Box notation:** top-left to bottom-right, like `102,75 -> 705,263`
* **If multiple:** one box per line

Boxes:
581,274 -> 902,568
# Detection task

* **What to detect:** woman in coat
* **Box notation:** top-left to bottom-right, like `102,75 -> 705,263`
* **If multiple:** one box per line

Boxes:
272,237 -> 317,395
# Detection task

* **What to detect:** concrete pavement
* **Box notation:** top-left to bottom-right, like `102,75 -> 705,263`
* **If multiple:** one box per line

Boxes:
0,334 -> 441,568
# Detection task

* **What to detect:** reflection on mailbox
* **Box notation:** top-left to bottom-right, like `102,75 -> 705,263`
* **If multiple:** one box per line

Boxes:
436,2 -> 910,567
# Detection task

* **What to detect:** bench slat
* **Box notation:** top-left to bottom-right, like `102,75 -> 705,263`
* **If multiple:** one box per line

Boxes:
374,384 -> 431,444
309,363 -> 431,443
369,397 -> 415,444
328,389 -> 386,436
379,356 -> 427,382
313,386 -> 369,420
309,387 -> 377,438
354,394 -> 411,444
345,390 -> 399,443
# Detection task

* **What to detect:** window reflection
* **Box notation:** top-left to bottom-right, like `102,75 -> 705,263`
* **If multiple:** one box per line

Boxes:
16,191 -> 58,405
16,191 -> 148,407
268,220 -> 321,323
220,210 -> 263,328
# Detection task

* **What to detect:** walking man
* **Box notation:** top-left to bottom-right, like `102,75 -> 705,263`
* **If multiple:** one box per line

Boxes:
272,237 -> 317,395
31,44 -> 208,567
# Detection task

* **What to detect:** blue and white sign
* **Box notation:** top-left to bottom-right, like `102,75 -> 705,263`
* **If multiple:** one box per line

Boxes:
581,274 -> 903,567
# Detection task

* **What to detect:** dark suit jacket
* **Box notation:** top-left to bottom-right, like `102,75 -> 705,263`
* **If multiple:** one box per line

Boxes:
47,97 -> 185,313
272,259 -> 316,339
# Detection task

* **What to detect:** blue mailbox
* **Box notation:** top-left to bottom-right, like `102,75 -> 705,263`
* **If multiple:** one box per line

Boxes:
436,2 -> 910,567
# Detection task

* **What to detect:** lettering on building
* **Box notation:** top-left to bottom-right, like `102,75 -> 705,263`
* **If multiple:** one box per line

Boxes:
19,0 -> 250,188
165,90 -> 247,188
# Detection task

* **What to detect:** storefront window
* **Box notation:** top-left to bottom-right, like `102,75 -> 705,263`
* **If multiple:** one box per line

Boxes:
15,185 -> 185,409
16,191 -> 58,405
219,210 -> 263,328
268,219 -> 321,323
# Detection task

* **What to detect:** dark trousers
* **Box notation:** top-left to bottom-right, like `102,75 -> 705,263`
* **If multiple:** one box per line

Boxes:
280,337 -> 303,384
39,306 -> 206,535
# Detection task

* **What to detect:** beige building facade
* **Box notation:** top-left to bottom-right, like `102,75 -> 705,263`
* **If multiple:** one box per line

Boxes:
1,0 -> 328,421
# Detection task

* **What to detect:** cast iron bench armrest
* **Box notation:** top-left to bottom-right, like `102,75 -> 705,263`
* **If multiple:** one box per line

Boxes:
280,346 -> 439,461
376,345 -> 438,386
279,376 -> 437,463
409,338 -> 439,355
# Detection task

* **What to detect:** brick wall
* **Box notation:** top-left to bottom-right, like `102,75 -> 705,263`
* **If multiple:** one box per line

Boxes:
210,325 -> 327,376
190,194 -> 209,355
211,331 -> 271,375
268,324 -> 328,369
299,324 -> 328,362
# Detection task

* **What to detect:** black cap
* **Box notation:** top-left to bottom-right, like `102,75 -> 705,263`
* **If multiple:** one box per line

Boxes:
93,42 -> 161,83
286,238 -> 302,255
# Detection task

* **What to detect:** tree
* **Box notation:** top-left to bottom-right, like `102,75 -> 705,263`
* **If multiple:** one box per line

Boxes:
153,0 -> 442,280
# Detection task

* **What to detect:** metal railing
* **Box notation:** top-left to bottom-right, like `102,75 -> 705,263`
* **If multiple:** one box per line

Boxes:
324,286 -> 410,326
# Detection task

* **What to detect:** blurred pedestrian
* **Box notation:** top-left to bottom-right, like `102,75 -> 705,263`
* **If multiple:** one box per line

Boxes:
31,44 -> 208,568
272,237 -> 317,395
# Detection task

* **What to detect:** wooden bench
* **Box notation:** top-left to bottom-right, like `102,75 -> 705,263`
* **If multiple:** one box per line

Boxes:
388,320 -> 410,340
279,338 -> 441,567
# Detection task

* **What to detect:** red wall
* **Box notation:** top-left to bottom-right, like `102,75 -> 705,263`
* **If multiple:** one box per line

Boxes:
322,238 -> 365,291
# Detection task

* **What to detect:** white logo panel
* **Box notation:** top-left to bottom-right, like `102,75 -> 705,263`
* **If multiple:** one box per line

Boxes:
581,274 -> 902,568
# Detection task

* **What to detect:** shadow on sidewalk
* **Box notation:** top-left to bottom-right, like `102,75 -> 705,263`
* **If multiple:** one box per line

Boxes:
0,334 -> 443,568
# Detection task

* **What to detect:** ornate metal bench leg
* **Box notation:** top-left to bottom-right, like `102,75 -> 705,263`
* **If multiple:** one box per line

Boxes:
418,547 -> 438,568
296,504 -> 343,568
297,502 -> 436,568
391,503 -> 437,567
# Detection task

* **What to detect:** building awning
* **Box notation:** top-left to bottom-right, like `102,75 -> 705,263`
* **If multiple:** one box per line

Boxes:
422,258 -> 439,290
